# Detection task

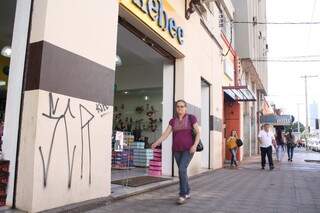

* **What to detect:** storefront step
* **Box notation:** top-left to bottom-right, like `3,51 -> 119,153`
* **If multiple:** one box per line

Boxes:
111,177 -> 179,201
111,169 -> 214,201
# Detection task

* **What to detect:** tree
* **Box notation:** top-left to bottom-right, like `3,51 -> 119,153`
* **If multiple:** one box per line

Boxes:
284,121 -> 305,133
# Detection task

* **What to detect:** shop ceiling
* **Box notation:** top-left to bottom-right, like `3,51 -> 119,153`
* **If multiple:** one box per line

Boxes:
117,25 -> 170,67
115,25 -> 170,91
0,0 -> 16,49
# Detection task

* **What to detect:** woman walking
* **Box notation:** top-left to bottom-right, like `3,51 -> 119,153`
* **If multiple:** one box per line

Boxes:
226,130 -> 239,168
286,129 -> 296,162
275,127 -> 285,162
151,100 -> 200,205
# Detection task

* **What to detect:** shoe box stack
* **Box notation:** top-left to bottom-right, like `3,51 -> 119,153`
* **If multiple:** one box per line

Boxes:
130,141 -> 145,150
111,148 -> 133,169
111,132 -> 135,169
0,160 -> 9,207
124,134 -> 134,146
148,149 -> 162,176
132,141 -> 153,167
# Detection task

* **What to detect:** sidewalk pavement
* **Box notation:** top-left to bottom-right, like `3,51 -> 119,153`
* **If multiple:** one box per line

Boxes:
88,148 -> 320,213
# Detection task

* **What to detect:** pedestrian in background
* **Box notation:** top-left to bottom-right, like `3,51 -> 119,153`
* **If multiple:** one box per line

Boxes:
286,129 -> 296,162
258,124 -> 275,170
226,130 -> 238,168
151,99 -> 200,205
275,127 -> 285,162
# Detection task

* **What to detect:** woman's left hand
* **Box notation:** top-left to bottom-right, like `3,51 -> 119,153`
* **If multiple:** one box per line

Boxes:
190,145 -> 197,154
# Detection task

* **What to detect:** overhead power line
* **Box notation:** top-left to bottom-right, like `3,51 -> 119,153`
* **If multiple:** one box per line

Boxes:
273,55 -> 320,59
233,21 -> 320,25
251,59 -> 320,62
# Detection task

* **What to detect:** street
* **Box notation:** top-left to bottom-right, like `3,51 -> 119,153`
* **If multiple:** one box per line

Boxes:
88,149 -> 320,213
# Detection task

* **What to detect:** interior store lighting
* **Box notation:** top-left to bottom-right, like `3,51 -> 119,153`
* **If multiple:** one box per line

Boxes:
0,81 -> 6,86
1,46 -> 11,58
116,55 -> 122,66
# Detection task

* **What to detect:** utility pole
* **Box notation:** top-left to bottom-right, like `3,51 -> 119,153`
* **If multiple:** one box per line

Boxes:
296,103 -> 303,139
301,75 -> 318,149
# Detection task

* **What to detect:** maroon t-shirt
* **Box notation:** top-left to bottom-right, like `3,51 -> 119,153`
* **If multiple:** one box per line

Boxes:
169,114 -> 197,152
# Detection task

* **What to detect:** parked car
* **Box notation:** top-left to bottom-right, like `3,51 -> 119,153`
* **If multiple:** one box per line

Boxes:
297,139 -> 305,147
308,138 -> 320,152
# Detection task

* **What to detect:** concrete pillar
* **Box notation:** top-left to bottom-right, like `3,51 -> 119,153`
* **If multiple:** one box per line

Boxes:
15,0 -> 119,212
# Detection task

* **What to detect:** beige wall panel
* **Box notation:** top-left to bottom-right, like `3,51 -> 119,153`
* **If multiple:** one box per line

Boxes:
28,0 -> 48,44
16,90 -> 113,212
16,90 -> 40,211
30,0 -> 119,69
212,131 -> 223,168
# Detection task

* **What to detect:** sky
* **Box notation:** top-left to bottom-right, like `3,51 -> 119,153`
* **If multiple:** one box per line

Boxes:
267,0 -> 320,126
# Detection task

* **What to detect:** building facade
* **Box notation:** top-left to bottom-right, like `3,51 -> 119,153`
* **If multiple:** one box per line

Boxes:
309,101 -> 319,131
0,0 -> 238,212
231,0 -> 269,156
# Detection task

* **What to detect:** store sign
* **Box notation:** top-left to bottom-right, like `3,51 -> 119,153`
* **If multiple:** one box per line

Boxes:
119,0 -> 184,47
260,115 -> 295,126
132,0 -> 184,45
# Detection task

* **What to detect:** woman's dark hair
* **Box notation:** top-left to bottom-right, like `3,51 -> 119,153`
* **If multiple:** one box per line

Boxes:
176,99 -> 187,107
275,128 -> 283,141
288,129 -> 293,138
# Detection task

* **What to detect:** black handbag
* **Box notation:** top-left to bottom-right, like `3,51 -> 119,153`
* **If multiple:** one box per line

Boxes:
236,139 -> 243,147
189,115 -> 203,152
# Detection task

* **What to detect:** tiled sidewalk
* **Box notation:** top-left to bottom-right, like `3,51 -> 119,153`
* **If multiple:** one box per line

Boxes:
88,148 -> 320,213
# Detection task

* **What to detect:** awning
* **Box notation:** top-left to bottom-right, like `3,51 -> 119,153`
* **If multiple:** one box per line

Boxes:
260,115 -> 295,126
223,85 -> 256,101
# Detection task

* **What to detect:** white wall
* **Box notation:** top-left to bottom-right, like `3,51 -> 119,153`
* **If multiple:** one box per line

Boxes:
16,90 -> 113,212
162,63 -> 174,176
201,83 -> 210,169
15,0 -> 119,211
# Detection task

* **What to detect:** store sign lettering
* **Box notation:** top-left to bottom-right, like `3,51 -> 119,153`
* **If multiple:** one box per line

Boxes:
132,0 -> 184,45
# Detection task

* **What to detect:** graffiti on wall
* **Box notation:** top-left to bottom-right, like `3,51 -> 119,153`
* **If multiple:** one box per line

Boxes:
39,93 -> 110,188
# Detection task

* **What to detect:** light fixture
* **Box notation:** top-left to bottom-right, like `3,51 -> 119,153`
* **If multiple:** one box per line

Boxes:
116,55 -> 122,67
144,96 -> 149,101
124,91 -> 128,94
0,81 -> 6,86
1,46 -> 11,58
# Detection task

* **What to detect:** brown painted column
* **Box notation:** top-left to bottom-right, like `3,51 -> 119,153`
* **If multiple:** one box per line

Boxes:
15,0 -> 118,212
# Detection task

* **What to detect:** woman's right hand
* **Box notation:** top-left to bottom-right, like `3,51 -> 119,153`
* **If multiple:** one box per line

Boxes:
151,142 -> 159,150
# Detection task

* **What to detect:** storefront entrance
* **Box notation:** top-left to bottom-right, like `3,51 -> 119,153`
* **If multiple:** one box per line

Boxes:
111,22 -> 174,193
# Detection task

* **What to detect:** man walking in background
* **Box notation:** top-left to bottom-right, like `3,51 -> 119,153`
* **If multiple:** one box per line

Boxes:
258,124 -> 276,170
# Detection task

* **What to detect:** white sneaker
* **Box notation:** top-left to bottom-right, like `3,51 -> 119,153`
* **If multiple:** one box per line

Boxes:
177,197 -> 186,205
185,194 -> 191,199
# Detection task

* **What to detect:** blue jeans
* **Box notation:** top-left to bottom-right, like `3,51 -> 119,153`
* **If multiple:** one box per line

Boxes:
276,145 -> 285,161
230,148 -> 238,166
287,145 -> 294,160
174,151 -> 194,197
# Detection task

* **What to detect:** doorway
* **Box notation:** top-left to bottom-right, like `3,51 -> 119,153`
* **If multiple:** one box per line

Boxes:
201,80 -> 210,169
111,23 -> 174,191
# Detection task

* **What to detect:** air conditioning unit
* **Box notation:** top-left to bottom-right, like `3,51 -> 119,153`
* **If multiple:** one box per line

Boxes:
186,0 -> 208,19
194,0 -> 207,14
